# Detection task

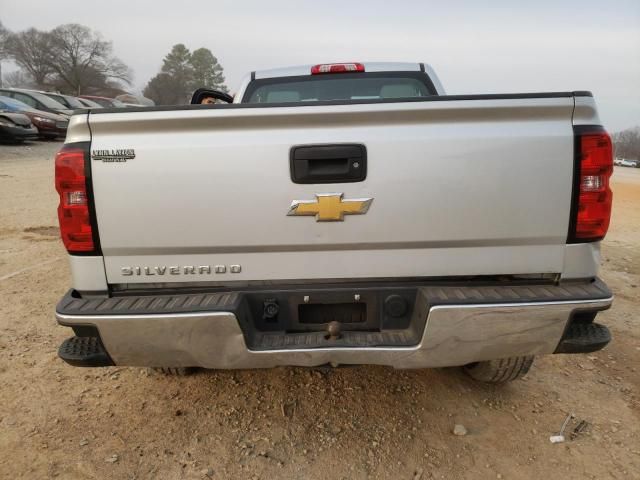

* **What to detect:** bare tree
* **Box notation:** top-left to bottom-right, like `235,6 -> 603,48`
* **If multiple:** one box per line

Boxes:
613,127 -> 640,161
0,21 -> 6,40
0,20 -> 8,58
2,69 -> 36,88
4,28 -> 55,89
0,20 -> 8,87
46,24 -> 131,95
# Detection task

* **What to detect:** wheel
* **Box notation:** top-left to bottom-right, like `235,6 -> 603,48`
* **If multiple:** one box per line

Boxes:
152,367 -> 195,376
463,356 -> 534,383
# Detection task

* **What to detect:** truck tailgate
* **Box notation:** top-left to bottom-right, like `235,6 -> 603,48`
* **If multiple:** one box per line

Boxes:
88,97 -> 576,284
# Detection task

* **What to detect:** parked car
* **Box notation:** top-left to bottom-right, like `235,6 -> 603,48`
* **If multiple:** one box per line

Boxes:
0,88 -> 73,117
619,158 -> 639,168
0,96 -> 68,139
78,95 -> 126,108
0,112 -> 38,143
115,93 -> 155,106
76,98 -> 103,108
41,92 -> 86,110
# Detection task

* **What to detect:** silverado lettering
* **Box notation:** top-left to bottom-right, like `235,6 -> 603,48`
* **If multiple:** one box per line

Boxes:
120,265 -> 241,275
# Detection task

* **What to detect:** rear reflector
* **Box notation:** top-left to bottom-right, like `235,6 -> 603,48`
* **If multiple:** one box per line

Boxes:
311,63 -> 365,75
570,126 -> 613,243
55,147 -> 95,253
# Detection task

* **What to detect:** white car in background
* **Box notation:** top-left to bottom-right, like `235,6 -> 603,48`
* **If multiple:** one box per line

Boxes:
618,158 -> 639,168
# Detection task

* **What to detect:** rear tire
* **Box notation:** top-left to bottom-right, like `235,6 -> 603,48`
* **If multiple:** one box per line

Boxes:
463,356 -> 534,383
152,367 -> 194,376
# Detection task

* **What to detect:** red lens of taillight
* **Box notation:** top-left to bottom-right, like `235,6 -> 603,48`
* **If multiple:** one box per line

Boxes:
311,63 -> 365,74
571,127 -> 613,242
55,148 -> 95,253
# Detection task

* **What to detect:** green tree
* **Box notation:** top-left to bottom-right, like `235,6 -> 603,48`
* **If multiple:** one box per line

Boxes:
190,48 -> 226,91
143,44 -> 228,105
160,43 -> 193,100
143,72 -> 184,105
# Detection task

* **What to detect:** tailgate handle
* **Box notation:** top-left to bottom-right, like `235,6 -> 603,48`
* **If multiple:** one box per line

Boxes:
290,144 -> 367,184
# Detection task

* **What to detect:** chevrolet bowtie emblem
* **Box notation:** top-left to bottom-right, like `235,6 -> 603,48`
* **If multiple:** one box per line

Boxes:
287,193 -> 373,221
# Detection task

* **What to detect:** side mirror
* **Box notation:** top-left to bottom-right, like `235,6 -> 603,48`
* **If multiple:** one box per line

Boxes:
191,88 -> 234,105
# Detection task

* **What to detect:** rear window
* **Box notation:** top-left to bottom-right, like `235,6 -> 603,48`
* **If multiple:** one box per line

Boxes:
27,91 -> 69,109
243,72 -> 435,104
65,96 -> 85,108
0,96 -> 34,111
85,98 -> 113,107
48,94 -> 84,109
12,93 -> 39,108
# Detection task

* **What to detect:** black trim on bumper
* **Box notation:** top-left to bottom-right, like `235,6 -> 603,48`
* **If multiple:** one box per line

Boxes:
56,278 -> 612,317
0,124 -> 38,141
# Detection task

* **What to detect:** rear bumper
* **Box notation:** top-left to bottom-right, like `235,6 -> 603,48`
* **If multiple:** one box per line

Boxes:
0,124 -> 38,140
35,123 -> 66,138
55,279 -> 613,369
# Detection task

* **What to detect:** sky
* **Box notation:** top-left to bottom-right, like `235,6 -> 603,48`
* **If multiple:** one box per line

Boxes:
2,0 -> 639,130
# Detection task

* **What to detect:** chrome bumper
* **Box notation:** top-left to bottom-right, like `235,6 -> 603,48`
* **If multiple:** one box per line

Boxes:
56,296 -> 612,369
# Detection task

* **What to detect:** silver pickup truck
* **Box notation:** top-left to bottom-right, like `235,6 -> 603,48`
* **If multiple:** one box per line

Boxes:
54,62 -> 614,382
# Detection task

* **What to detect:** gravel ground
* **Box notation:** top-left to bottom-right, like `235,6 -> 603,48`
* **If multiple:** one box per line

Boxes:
0,141 -> 638,479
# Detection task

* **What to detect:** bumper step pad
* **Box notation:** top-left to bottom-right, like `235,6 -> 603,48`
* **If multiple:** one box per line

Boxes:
255,330 -> 415,349
58,336 -> 115,367
555,322 -> 611,354
56,279 -> 611,316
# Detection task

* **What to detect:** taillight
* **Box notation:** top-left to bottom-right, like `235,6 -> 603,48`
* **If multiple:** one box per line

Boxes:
311,63 -> 365,75
569,126 -> 613,243
55,146 -> 96,253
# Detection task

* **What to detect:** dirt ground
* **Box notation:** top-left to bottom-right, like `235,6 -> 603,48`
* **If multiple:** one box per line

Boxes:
0,141 -> 638,480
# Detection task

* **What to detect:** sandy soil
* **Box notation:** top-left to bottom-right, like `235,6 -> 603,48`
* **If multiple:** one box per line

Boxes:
0,142 -> 638,480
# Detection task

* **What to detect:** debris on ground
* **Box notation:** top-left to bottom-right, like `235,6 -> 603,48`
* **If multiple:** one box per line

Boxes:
570,420 -> 590,440
281,401 -> 295,418
201,468 -> 214,478
453,424 -> 468,436
550,412 -> 574,444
